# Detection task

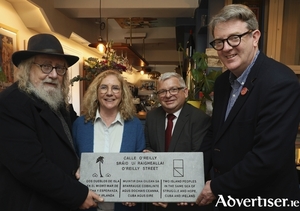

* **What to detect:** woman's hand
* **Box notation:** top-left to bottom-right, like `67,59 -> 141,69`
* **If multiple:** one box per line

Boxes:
152,202 -> 168,208
122,202 -> 136,207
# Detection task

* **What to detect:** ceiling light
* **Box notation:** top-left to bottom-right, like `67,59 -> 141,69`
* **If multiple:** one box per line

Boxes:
97,43 -> 105,53
89,36 -> 105,53
88,0 -> 106,53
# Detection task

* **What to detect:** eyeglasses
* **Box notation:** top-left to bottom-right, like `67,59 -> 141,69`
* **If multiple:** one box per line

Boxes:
156,87 -> 185,97
99,85 -> 121,94
209,30 -> 253,51
33,62 -> 67,76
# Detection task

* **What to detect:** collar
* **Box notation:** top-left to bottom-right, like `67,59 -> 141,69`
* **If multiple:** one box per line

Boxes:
95,109 -> 124,125
229,50 -> 260,86
165,107 -> 182,119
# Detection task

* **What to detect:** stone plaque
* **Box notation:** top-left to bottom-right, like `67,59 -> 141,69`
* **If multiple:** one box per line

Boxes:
79,152 -> 204,202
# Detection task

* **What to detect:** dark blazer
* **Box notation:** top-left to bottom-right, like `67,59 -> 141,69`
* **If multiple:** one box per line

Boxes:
201,52 -> 300,210
145,103 -> 211,153
145,102 -> 212,211
0,83 -> 88,211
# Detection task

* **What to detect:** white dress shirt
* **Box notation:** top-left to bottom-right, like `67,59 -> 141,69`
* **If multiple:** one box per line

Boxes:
93,109 -> 124,211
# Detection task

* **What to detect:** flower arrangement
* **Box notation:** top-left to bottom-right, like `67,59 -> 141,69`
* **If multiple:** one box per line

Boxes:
70,41 -> 127,85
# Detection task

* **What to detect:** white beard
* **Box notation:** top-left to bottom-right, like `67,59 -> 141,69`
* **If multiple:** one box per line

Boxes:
28,80 -> 64,111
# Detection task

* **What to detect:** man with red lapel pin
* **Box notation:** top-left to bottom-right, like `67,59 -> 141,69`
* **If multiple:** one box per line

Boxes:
196,4 -> 300,210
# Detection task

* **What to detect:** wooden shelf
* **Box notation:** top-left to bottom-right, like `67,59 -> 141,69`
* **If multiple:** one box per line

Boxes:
112,43 -> 149,68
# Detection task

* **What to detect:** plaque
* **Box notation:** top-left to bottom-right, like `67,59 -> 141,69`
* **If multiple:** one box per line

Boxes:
79,152 -> 204,202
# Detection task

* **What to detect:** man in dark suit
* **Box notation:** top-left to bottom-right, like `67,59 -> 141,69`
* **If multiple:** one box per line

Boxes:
144,72 -> 211,211
196,4 -> 300,210
0,34 -> 102,210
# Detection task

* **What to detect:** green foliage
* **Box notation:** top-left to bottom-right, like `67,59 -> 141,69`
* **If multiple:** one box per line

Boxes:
69,41 -> 127,86
177,42 -> 221,113
190,52 -> 221,101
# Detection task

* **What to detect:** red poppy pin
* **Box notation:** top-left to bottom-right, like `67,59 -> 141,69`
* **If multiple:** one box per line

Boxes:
240,87 -> 248,96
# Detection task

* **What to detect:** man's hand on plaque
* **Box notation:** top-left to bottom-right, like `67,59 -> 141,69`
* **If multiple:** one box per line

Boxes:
75,168 -> 80,180
122,202 -> 136,207
79,190 -> 104,209
152,202 -> 168,208
196,180 -> 216,206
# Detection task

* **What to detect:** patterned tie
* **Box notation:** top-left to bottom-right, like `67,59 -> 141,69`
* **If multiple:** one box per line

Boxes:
165,113 -> 176,152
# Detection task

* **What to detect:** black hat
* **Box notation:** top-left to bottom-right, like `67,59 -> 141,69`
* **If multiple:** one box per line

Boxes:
12,33 -> 79,67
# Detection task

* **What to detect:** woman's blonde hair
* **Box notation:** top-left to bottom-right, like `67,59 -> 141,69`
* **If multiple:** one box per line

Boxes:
81,70 -> 136,123
16,56 -> 70,109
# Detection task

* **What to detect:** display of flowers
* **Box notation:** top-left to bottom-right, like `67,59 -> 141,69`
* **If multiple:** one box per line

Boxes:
70,41 -> 127,85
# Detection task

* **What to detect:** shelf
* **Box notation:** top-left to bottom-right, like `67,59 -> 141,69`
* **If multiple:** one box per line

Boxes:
112,43 -> 149,68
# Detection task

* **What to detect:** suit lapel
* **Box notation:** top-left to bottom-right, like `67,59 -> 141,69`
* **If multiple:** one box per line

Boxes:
216,78 -> 255,141
34,100 -> 76,152
168,103 -> 188,152
214,75 -> 231,132
214,53 -> 263,143
155,108 -> 167,151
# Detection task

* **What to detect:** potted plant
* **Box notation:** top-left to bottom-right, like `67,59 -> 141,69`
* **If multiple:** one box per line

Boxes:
189,52 -> 221,113
178,45 -> 221,113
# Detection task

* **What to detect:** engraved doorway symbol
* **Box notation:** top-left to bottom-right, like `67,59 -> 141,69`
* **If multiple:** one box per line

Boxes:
173,159 -> 184,177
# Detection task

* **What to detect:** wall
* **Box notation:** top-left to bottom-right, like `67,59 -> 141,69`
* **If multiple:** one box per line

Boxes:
0,0 -> 141,114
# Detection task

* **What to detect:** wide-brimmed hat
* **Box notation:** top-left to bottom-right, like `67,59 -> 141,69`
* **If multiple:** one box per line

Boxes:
12,33 -> 79,67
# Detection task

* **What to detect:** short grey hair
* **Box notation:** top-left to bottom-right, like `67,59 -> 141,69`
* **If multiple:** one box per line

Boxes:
157,72 -> 186,88
209,4 -> 259,37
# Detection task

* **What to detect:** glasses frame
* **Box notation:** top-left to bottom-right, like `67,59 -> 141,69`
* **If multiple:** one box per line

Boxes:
98,85 -> 121,94
156,87 -> 185,97
209,30 -> 253,51
33,62 -> 67,76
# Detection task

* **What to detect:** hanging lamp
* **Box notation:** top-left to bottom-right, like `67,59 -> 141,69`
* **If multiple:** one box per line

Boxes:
89,0 -> 106,53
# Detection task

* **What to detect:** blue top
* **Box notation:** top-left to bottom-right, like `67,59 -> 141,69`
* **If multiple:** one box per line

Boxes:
72,115 -> 146,211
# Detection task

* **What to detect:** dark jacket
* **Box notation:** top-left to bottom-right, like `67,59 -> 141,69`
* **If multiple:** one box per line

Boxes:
145,102 -> 212,211
145,103 -> 211,152
0,83 -> 88,211
201,52 -> 300,210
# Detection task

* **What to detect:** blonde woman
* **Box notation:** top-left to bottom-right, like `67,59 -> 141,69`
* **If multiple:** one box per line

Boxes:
72,70 -> 145,211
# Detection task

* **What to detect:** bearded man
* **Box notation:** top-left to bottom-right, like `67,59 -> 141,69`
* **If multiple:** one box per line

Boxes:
0,34 -> 103,211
